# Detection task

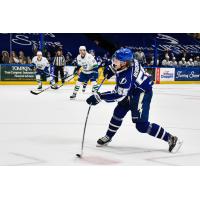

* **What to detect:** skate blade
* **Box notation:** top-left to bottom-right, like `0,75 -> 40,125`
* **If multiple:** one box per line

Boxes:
171,139 -> 183,153
51,85 -> 63,90
96,143 -> 110,147
30,90 -> 42,95
51,87 -> 58,90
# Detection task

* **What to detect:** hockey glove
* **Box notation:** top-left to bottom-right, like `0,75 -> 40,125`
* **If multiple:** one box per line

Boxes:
103,65 -> 116,79
86,93 -> 101,106
30,63 -> 36,71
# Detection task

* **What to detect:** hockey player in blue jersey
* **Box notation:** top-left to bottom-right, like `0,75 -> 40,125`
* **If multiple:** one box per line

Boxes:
86,48 -> 182,153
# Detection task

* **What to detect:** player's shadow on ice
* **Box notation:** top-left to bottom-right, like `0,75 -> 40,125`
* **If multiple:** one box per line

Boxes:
93,145 -> 167,155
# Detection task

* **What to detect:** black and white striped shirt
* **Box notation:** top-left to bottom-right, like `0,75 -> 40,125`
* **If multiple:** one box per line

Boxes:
53,55 -> 66,66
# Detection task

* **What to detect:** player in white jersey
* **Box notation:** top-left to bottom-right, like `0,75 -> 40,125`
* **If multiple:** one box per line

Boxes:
70,46 -> 99,99
32,51 -> 56,90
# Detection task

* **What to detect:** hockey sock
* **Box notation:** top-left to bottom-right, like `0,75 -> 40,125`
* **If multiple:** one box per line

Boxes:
36,74 -> 41,84
38,81 -> 42,87
73,85 -> 80,94
147,123 -> 171,142
73,81 -> 81,94
106,115 -> 123,138
91,81 -> 99,93
83,82 -> 87,89
92,84 -> 99,92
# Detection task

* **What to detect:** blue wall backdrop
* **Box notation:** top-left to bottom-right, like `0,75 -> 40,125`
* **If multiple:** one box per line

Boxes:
0,33 -> 200,57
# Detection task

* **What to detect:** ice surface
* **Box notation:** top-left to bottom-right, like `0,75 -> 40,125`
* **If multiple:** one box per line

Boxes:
0,84 -> 200,165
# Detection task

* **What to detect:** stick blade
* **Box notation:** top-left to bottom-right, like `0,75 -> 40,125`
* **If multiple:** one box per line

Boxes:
76,154 -> 82,158
30,90 -> 42,95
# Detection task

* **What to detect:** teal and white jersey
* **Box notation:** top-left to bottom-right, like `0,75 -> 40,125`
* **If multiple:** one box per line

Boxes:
32,56 -> 49,70
77,53 -> 97,74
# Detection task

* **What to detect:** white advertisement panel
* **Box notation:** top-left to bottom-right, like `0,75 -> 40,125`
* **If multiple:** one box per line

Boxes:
160,68 -> 175,81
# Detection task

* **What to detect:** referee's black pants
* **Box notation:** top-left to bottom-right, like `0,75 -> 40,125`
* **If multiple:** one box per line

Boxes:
54,65 -> 64,83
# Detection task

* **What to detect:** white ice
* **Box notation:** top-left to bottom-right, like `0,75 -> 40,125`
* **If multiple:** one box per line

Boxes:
0,84 -> 200,166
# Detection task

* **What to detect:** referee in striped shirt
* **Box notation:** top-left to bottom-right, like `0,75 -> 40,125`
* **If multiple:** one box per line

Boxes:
53,50 -> 66,85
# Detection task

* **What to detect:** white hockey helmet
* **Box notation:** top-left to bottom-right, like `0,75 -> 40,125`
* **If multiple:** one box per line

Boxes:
79,46 -> 86,51
37,51 -> 43,56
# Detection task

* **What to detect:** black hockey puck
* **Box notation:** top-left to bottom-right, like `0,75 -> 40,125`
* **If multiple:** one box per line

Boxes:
76,154 -> 81,158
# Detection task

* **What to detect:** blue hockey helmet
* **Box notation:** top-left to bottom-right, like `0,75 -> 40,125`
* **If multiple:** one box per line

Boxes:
113,48 -> 133,62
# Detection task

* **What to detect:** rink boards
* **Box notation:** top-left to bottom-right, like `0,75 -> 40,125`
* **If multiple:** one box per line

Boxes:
0,64 -> 200,85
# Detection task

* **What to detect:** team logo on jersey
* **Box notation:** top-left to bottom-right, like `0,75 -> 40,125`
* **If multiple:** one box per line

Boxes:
119,78 -> 127,84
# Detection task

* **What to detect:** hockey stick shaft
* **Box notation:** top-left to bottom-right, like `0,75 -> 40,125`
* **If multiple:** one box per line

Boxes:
43,70 -> 69,79
55,74 -> 75,89
79,76 -> 107,156
36,69 -> 57,78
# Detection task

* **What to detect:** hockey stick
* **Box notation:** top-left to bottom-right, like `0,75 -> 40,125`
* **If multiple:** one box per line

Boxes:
30,74 -> 74,95
30,85 -> 52,95
33,68 -> 57,78
76,76 -> 107,158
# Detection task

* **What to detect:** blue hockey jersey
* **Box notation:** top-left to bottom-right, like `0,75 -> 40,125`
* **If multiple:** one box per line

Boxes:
101,60 -> 153,102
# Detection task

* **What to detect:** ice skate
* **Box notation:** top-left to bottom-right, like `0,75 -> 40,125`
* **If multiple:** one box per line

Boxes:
168,136 -> 183,153
70,93 -> 77,100
51,83 -> 58,90
96,135 -> 112,147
